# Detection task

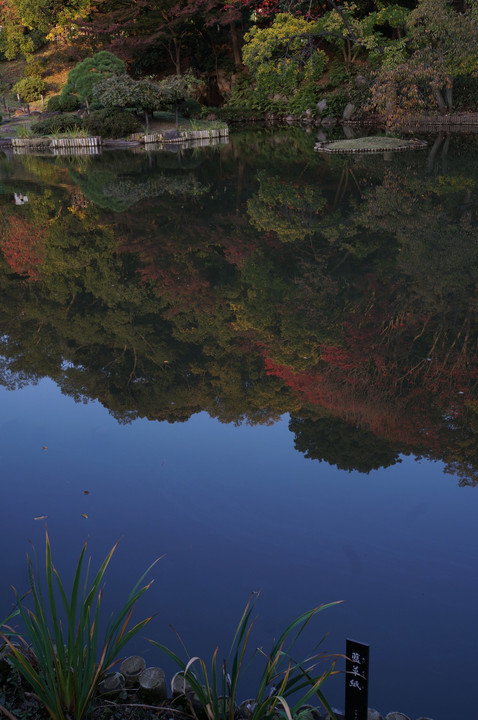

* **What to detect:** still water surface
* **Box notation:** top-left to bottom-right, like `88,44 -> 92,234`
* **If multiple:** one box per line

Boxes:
0,129 -> 477,719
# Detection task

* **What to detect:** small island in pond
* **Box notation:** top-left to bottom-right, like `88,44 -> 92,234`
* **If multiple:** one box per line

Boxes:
315,137 -> 428,153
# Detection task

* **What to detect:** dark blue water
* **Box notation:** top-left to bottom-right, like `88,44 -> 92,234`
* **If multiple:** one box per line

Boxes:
1,129 -> 477,720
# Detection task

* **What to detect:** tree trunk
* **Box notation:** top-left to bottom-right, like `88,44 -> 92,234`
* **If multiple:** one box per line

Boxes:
445,77 -> 453,111
427,133 -> 444,174
435,89 -> 448,114
230,22 -> 242,69
174,37 -> 181,76
442,134 -> 450,174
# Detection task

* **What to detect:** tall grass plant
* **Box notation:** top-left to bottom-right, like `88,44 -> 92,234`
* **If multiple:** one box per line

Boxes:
151,592 -> 341,720
0,530 -> 157,720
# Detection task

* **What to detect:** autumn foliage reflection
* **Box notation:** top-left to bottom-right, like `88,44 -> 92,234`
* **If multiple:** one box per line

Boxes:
0,132 -> 477,484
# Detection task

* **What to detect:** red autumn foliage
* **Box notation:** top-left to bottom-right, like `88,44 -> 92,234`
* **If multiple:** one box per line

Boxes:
0,213 -> 47,281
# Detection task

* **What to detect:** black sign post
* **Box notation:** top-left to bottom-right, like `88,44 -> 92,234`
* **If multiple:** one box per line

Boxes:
345,639 -> 370,720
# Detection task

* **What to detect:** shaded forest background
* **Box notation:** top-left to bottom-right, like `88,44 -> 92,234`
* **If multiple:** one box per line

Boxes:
1,0 -> 478,122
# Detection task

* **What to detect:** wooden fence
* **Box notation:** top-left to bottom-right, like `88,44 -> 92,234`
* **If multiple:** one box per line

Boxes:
141,128 -> 229,144
50,137 -> 101,150
11,136 -> 102,155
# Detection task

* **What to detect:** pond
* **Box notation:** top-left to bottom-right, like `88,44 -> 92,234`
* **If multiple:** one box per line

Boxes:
0,128 -> 477,720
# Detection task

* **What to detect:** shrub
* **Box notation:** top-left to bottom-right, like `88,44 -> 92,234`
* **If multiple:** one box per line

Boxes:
32,114 -> 83,135
46,95 -> 62,112
323,60 -> 351,90
453,75 -> 478,110
322,90 -> 348,117
22,61 -> 45,78
93,75 -> 163,113
60,93 -> 82,112
178,97 -> 202,118
61,51 -> 126,104
289,83 -> 321,115
83,108 -> 142,138
12,76 -> 46,102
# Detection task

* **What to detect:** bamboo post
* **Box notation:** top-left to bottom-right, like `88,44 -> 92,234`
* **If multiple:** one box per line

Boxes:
138,667 -> 167,701
98,672 -> 125,696
120,656 -> 146,687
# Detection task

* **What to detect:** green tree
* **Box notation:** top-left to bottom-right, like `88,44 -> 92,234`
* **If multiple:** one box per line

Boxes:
315,1 -> 409,66
242,13 -> 327,111
61,51 -> 126,106
0,1 -> 36,60
159,72 -> 204,126
369,0 -> 478,121
8,0 -> 90,34
290,414 -> 401,473
93,74 -> 164,126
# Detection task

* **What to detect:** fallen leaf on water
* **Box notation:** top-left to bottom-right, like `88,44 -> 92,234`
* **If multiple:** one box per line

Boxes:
42,446 -> 48,450
83,490 -> 89,495
34,515 -> 48,521
81,513 -> 88,519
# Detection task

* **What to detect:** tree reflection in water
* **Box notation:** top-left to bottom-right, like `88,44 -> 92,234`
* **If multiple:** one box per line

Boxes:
0,130 -> 477,484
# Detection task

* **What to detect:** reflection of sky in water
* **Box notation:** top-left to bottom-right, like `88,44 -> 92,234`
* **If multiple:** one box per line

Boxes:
0,378 -> 476,720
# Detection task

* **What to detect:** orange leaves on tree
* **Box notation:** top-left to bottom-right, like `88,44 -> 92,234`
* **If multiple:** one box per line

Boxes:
0,212 -> 47,281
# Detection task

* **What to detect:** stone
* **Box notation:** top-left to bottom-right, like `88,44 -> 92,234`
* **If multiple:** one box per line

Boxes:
268,93 -> 288,103
367,710 -> 384,720
321,116 -> 337,126
342,103 -> 356,120
163,129 -> 179,140
384,714 -> 411,720
316,99 -> 327,113
354,74 -> 367,87
285,115 -> 295,124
